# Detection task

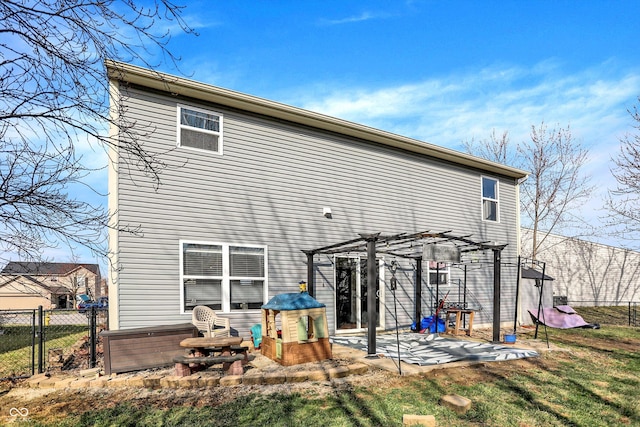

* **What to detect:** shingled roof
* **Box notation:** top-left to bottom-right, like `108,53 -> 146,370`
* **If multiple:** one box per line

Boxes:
1,262 -> 100,277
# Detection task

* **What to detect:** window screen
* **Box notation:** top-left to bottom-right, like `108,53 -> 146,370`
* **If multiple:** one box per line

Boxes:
482,177 -> 499,221
230,279 -> 264,309
184,278 -> 222,310
178,106 -> 222,153
230,246 -> 264,277
183,244 -> 222,276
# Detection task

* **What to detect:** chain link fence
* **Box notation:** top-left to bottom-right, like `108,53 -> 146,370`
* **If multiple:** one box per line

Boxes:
0,306 -> 107,381
567,300 -> 638,327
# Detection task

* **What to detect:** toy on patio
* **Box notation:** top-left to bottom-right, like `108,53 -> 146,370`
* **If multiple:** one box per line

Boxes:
260,285 -> 331,366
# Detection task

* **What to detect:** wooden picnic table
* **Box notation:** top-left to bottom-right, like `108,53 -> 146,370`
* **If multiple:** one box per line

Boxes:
176,336 -> 248,376
180,336 -> 243,350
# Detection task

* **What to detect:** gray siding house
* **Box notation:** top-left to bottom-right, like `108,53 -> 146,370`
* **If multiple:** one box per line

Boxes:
521,229 -> 640,307
106,61 -> 528,337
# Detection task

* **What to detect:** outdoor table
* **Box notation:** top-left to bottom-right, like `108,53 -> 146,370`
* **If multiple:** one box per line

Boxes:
444,309 -> 475,336
177,336 -> 247,375
180,336 -> 243,353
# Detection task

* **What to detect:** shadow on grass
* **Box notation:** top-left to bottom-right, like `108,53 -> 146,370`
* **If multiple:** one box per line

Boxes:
566,377 -> 640,424
23,326 -> 640,426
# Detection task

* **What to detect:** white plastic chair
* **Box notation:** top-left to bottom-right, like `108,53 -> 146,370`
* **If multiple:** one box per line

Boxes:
191,305 -> 231,337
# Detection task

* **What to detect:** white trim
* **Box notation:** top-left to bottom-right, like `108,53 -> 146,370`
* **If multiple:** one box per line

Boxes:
107,60 -> 528,180
179,239 -> 267,314
427,262 -> 450,285
481,175 -> 500,223
176,104 -> 224,155
107,78 -> 121,329
333,255 -> 386,334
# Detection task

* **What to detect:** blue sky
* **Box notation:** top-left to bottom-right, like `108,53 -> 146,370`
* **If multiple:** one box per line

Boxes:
166,1 -> 639,181
59,1 -> 640,269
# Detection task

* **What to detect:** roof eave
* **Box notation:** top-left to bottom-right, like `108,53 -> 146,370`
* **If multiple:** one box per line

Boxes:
106,60 -> 529,180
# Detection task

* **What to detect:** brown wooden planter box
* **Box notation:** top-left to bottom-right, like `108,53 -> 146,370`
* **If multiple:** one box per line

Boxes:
101,323 -> 197,374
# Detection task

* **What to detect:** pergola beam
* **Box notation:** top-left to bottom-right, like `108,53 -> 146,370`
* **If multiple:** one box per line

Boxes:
303,228 -> 509,354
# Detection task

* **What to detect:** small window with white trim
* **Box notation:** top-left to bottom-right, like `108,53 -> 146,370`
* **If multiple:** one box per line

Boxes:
180,241 -> 266,312
481,176 -> 499,222
428,262 -> 449,285
177,105 -> 223,154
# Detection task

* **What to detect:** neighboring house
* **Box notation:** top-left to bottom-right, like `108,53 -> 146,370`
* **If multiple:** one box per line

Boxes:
521,229 -> 640,306
106,61 -> 528,336
0,262 -> 102,310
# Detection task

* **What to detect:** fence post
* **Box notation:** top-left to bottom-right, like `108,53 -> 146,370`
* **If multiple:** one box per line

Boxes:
90,306 -> 97,368
37,306 -> 44,374
31,310 -> 36,376
630,302 -> 632,327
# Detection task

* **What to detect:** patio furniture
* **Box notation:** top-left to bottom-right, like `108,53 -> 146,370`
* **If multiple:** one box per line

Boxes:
191,305 -> 231,338
250,323 -> 262,349
444,309 -> 475,336
174,336 -> 248,376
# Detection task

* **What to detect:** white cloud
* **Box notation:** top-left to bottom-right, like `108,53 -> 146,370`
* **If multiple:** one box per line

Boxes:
292,62 -> 640,151
318,11 -> 388,26
287,61 -> 640,244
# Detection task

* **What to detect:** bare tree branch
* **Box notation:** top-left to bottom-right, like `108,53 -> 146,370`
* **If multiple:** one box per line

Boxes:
465,122 -> 593,259
607,97 -> 640,241
0,0 -> 195,264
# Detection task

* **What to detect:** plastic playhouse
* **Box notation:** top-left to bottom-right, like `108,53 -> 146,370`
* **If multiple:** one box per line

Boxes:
260,292 -> 331,366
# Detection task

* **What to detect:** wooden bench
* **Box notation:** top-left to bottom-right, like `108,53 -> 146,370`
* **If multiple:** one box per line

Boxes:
175,336 -> 251,376
172,353 -> 247,376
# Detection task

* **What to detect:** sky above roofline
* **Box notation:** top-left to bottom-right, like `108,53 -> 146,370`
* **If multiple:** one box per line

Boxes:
10,1 -> 640,270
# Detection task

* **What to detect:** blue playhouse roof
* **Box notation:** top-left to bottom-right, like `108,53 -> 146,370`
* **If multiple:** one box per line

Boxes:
262,292 -> 325,310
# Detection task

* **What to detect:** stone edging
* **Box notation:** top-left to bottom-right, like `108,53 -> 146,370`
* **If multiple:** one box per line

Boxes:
22,363 -> 369,390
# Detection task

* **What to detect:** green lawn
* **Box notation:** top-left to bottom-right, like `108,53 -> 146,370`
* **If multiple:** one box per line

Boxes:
0,325 -> 87,378
573,304 -> 638,326
16,325 -> 639,427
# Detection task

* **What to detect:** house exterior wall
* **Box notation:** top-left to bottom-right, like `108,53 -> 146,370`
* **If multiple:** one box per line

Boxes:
109,70 -> 524,336
0,278 -> 54,309
53,266 -> 102,301
0,266 -> 101,310
522,229 -> 640,305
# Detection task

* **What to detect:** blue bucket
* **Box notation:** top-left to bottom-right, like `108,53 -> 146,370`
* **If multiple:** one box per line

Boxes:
504,334 -> 516,344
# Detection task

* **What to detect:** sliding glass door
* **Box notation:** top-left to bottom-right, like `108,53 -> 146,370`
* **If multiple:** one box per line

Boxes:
335,257 -> 382,331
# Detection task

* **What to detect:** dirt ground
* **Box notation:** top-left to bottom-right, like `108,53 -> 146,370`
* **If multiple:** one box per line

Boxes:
0,327 -> 601,424
0,355 -> 398,424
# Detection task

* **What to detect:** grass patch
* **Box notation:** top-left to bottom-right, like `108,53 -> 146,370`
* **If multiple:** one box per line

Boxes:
573,305 -> 637,326
0,325 -> 87,378
8,326 -> 640,426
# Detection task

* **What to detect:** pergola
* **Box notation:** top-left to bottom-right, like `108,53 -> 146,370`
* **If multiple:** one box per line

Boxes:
302,230 -> 508,355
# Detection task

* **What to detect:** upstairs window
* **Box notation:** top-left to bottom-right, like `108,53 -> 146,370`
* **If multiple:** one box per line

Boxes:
177,105 -> 223,154
481,176 -> 499,222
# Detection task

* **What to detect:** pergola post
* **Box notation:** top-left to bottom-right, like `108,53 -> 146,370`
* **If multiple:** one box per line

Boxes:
492,247 -> 503,343
360,233 -> 380,356
415,257 -> 422,324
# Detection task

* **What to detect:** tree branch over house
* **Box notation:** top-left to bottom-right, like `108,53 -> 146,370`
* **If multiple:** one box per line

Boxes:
465,122 -> 593,259
0,1 -> 196,264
